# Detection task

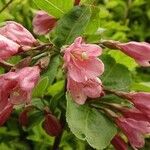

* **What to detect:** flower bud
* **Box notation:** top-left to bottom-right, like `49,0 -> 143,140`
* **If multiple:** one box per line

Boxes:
19,106 -> 34,127
111,135 -> 128,150
33,11 -> 57,35
43,114 -> 62,137
0,34 -> 20,60
0,21 -> 38,50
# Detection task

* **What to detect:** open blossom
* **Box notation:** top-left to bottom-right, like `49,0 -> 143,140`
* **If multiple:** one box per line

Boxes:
116,117 -> 150,149
0,34 -> 20,60
64,37 -> 104,82
111,135 -> 128,150
123,92 -> 150,118
0,21 -> 37,50
33,11 -> 57,35
0,66 -> 40,105
67,77 -> 103,104
0,66 -> 40,125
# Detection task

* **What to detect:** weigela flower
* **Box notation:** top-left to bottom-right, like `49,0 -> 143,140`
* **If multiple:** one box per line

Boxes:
124,92 -> 150,118
67,77 -> 103,104
111,135 -> 128,150
103,41 -> 150,67
33,11 -> 57,35
116,117 -> 150,149
120,107 -> 150,122
0,21 -> 37,50
63,37 -> 104,82
0,66 -> 40,125
0,66 -> 40,105
0,34 -> 20,60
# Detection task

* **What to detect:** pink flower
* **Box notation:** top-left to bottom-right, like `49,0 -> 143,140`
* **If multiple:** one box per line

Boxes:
74,0 -> 81,5
111,135 -> 128,150
0,34 -> 20,60
64,37 -> 104,82
67,77 -> 103,104
124,92 -> 150,118
0,66 -> 40,105
0,21 -> 37,50
120,107 -> 150,122
33,11 -> 57,35
116,117 -> 150,149
117,42 -> 150,67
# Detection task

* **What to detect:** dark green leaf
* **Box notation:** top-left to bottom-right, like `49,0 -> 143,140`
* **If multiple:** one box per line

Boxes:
53,6 -> 91,47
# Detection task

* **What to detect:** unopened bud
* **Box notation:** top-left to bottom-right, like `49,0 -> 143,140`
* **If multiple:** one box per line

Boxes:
43,114 -> 62,137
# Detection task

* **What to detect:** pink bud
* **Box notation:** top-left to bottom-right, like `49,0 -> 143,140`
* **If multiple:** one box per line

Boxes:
125,92 -> 150,119
116,117 -> 150,149
0,34 -> 20,60
103,40 -> 150,67
74,0 -> 81,5
33,11 -> 57,35
120,107 -> 150,122
43,114 -> 62,137
118,42 -> 150,67
0,21 -> 37,50
19,106 -> 34,127
64,37 -> 104,82
111,135 -> 128,150
0,102 -> 13,126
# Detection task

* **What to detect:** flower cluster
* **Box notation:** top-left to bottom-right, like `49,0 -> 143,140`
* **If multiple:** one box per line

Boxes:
106,92 -> 150,149
0,21 -> 37,61
63,37 -> 104,104
0,21 -> 41,125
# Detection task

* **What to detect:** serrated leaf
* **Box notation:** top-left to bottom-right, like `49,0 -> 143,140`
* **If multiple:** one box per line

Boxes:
101,55 -> 132,91
53,6 -> 91,47
33,0 -> 74,18
66,93 -> 117,149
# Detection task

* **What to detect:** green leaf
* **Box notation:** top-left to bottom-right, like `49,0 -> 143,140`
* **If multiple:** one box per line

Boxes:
27,110 -> 44,130
42,55 -> 60,85
33,0 -> 74,18
47,80 -> 65,97
32,76 -> 49,98
66,93 -> 117,149
53,6 -> 91,47
131,82 -> 150,92
101,55 -> 132,91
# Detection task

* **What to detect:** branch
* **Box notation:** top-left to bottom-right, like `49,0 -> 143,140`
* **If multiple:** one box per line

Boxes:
0,0 -> 14,14
0,60 -> 14,70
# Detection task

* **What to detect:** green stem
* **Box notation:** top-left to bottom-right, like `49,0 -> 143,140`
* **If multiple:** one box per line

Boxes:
0,0 -> 14,14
